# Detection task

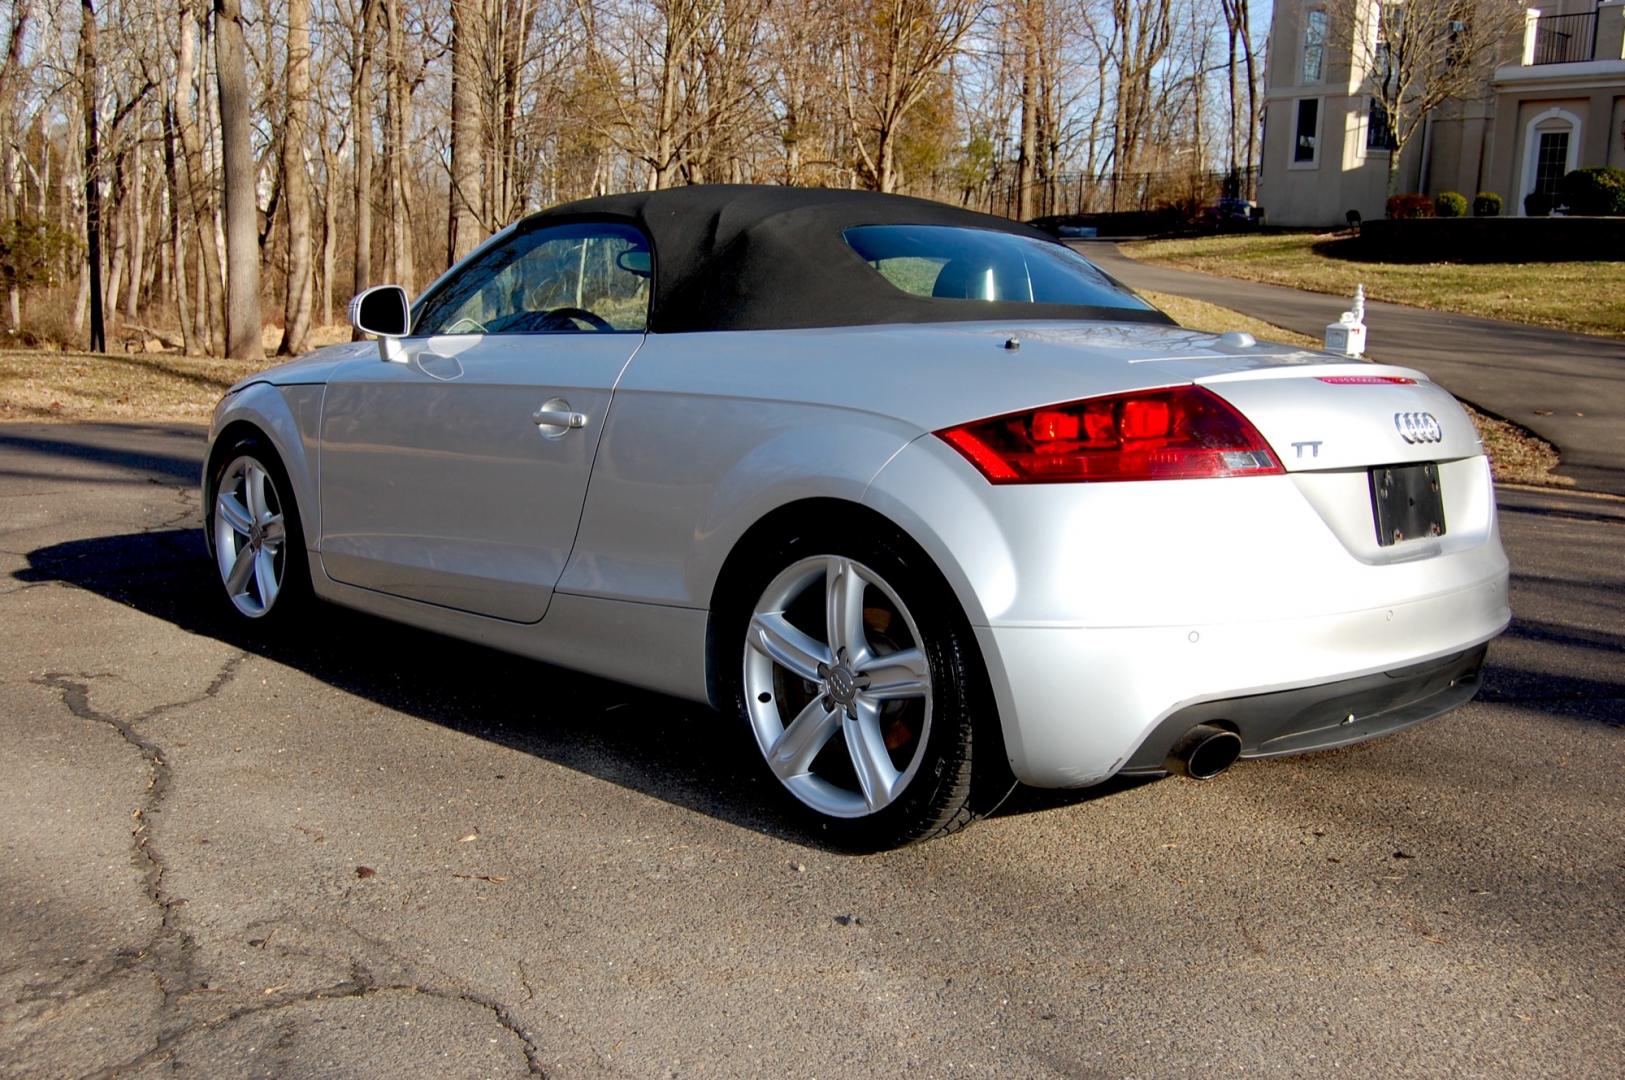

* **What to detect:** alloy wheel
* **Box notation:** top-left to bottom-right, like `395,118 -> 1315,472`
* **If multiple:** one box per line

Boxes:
743,556 -> 934,819
213,455 -> 289,618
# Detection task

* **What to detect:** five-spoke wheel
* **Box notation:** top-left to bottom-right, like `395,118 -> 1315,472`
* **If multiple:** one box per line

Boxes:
209,440 -> 306,622
733,528 -> 983,846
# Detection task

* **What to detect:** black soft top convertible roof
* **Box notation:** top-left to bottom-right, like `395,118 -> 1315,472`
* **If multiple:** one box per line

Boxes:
514,184 -> 1172,334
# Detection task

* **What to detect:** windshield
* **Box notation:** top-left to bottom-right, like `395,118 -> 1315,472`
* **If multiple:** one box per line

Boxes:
843,225 -> 1154,312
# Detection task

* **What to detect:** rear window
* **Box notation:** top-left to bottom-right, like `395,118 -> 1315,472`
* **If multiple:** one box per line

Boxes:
843,225 -> 1153,311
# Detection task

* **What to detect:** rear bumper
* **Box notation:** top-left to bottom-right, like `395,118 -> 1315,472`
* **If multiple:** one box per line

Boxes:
972,570 -> 1509,788
1119,643 -> 1487,775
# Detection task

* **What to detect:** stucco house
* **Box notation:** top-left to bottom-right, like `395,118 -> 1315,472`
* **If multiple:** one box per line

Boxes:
1258,0 -> 1625,225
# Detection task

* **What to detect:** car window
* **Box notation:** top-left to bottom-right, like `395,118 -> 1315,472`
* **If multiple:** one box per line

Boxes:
842,225 -> 1153,311
412,221 -> 651,336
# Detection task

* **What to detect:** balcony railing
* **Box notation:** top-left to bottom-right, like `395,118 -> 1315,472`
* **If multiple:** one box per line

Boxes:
1532,11 -> 1598,64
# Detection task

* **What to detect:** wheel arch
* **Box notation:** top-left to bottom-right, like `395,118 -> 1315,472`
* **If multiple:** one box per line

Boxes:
703,497 -> 991,712
204,383 -> 321,556
703,495 -> 1016,815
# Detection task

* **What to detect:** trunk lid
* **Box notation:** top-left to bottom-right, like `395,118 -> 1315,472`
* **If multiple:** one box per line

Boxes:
1196,366 -> 1482,472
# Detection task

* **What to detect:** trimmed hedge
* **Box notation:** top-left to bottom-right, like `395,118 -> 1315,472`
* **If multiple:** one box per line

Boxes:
1356,216 -> 1625,262
1435,191 -> 1468,218
1386,193 -> 1434,219
1559,167 -> 1625,216
1472,192 -> 1502,217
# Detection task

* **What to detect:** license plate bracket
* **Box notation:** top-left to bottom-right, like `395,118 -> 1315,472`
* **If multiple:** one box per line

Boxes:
1370,462 -> 1446,546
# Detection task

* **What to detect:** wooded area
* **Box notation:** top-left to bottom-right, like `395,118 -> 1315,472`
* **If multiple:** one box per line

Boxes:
0,0 -> 1262,357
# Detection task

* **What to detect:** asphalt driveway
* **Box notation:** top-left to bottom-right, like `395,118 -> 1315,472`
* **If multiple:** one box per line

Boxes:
1,423 -> 1621,1078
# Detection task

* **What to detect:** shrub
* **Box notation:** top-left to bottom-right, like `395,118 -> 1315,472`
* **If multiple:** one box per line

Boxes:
1385,193 -> 1435,220
0,215 -> 79,293
1524,191 -> 1554,217
1559,167 -> 1625,216
1435,191 -> 1468,218
1472,192 -> 1502,217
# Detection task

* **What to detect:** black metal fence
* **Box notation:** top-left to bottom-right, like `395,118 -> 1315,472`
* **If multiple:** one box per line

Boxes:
1533,11 -> 1598,64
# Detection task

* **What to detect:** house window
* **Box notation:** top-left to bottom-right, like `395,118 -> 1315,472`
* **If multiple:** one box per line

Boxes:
1302,10 -> 1327,83
1533,131 -> 1570,198
1367,98 -> 1397,151
1293,99 -> 1321,165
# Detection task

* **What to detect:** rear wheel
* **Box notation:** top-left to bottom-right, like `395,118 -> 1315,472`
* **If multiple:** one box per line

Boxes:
208,438 -> 308,623
729,525 -> 982,847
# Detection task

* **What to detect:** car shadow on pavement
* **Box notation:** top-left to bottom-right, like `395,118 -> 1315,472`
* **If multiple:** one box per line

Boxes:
15,528 -> 1136,849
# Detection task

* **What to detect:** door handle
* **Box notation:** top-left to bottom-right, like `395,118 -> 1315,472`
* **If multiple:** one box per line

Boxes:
533,397 -> 587,436
532,409 -> 586,429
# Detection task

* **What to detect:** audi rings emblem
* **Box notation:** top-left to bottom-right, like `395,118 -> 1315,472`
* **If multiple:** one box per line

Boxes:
1394,411 -> 1443,444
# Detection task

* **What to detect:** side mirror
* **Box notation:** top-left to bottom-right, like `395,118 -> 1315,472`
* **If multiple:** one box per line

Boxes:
349,285 -> 410,338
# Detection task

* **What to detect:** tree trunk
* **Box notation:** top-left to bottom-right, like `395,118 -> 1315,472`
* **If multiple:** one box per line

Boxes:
351,0 -> 378,339
448,0 -> 485,263
320,141 -> 336,329
384,0 -> 414,292
126,134 -> 145,321
278,0 -> 314,355
1016,3 -> 1038,221
175,4 -> 223,352
162,94 -> 197,353
80,0 -> 105,353
1237,3 -> 1257,197
214,0 -> 261,360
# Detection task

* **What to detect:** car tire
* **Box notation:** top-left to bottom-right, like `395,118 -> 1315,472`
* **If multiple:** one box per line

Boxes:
725,521 -> 986,848
207,435 -> 309,624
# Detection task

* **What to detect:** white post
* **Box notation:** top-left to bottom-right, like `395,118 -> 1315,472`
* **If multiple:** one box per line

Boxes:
1522,8 -> 1542,66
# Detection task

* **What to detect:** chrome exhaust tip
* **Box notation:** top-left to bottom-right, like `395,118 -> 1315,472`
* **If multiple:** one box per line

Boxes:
1165,723 -> 1243,781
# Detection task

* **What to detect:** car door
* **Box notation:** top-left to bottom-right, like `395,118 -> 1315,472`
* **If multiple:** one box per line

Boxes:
318,220 -> 651,623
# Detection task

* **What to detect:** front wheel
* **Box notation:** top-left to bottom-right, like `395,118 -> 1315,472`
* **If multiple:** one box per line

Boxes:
208,438 -> 308,623
729,526 -> 984,847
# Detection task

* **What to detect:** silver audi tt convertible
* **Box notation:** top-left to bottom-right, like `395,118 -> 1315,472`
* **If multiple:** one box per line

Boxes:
204,185 -> 1510,846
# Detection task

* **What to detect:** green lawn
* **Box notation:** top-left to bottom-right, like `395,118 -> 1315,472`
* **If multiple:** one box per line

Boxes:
1123,233 -> 1625,338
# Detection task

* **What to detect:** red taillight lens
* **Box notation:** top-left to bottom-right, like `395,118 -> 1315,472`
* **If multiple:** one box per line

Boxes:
1316,375 -> 1416,385
936,385 -> 1282,484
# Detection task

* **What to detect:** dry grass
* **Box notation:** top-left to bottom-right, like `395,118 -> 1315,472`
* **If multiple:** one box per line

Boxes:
1125,233 -> 1625,339
0,350 -> 258,423
0,323 -> 354,423
1139,289 -> 1569,488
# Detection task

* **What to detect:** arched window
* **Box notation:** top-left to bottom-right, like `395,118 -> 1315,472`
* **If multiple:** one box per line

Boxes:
1519,108 -> 1581,215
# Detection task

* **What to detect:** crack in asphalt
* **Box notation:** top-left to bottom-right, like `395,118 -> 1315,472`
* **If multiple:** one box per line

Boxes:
30,657 -> 546,1078
30,652 -> 248,1008
87,974 -> 548,1078
34,671 -> 206,1011
145,487 -> 199,536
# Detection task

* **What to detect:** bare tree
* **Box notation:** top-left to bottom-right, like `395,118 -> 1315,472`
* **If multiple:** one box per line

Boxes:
448,0 -> 485,262
348,0 -> 379,335
840,0 -> 980,193
1107,0 -> 1172,200
80,0 -> 106,352
280,0 -> 315,354
214,0 -> 261,359
175,2 -> 223,352
2,0 -> 34,328
1330,0 -> 1524,196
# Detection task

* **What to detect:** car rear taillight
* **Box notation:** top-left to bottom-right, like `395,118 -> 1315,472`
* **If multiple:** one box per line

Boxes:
1316,375 -> 1416,385
937,385 -> 1282,484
